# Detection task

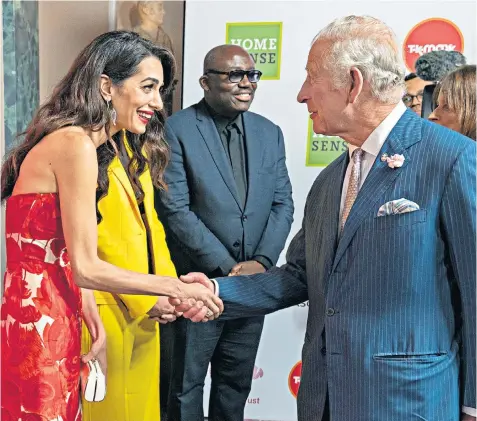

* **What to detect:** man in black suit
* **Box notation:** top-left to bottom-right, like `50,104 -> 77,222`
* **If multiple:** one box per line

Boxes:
155,44 -> 294,421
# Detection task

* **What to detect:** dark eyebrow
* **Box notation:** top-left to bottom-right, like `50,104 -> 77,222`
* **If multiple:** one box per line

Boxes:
140,77 -> 160,84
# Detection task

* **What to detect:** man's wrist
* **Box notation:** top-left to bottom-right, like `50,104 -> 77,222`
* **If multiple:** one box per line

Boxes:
252,255 -> 273,270
211,260 -> 235,277
217,255 -> 237,276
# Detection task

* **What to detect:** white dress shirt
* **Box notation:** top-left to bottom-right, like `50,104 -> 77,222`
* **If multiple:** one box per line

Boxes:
338,101 -> 475,417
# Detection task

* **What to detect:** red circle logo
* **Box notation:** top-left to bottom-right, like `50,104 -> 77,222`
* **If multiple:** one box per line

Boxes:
403,18 -> 464,72
288,361 -> 302,398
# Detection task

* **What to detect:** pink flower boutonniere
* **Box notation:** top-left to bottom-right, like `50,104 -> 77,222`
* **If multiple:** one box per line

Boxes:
381,153 -> 405,169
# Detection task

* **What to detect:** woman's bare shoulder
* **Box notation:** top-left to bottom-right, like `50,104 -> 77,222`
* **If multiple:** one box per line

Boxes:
45,127 -> 98,159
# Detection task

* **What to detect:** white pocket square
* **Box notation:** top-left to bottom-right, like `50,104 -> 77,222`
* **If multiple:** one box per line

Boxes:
377,198 -> 420,217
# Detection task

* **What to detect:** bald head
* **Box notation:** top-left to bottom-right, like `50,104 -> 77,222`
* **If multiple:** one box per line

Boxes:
199,44 -> 258,118
203,44 -> 252,73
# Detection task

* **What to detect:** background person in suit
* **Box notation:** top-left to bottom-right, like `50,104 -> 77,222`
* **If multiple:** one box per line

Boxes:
155,44 -> 294,421
182,16 -> 476,421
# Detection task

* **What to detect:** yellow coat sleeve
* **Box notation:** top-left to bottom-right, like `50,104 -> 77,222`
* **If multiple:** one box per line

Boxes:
117,238 -> 178,318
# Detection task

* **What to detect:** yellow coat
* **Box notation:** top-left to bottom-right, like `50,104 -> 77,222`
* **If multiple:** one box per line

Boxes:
81,138 -> 177,421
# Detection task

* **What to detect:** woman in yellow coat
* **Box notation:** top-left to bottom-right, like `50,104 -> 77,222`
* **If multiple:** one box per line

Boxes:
81,130 -> 177,421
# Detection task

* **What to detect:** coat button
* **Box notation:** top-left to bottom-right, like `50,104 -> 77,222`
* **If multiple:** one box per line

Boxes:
241,215 -> 247,222
233,241 -> 241,247
326,308 -> 335,316
321,347 -> 327,356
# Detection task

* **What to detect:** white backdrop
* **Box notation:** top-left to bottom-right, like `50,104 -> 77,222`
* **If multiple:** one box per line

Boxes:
182,1 -> 476,419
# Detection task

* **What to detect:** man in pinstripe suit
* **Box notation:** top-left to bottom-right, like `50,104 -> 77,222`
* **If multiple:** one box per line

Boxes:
179,15 -> 476,421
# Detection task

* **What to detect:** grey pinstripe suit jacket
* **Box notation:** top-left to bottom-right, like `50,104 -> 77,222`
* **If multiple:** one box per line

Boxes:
218,110 -> 476,421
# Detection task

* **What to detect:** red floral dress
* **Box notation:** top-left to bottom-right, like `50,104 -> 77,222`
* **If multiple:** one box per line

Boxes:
1,193 -> 82,421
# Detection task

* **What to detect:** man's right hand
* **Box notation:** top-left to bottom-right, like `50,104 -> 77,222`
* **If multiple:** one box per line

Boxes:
171,272 -> 220,322
180,272 -> 215,292
170,274 -> 223,322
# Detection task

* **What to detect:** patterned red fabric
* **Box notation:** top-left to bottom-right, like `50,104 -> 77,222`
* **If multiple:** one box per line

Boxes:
1,193 -> 82,421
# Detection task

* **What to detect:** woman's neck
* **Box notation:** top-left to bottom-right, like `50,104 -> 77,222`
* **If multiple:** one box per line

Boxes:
86,125 -> 120,148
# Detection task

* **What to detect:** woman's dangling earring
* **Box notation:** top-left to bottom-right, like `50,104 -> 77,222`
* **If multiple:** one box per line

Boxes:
107,99 -> 117,126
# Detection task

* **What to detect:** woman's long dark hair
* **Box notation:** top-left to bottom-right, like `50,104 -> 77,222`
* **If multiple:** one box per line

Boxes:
1,30 -> 176,222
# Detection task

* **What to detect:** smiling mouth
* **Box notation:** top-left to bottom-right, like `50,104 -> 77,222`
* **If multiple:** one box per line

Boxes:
137,110 -> 153,124
234,93 -> 253,102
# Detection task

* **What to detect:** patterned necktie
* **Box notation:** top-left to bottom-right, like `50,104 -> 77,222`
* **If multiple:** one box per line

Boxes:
341,148 -> 364,233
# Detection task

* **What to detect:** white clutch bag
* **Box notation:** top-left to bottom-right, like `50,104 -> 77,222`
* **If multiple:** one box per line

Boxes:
81,358 -> 106,402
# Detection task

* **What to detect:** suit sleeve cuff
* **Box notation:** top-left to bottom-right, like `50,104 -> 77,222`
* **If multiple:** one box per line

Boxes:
462,406 -> 477,416
217,255 -> 237,276
211,279 -> 219,297
252,255 -> 273,270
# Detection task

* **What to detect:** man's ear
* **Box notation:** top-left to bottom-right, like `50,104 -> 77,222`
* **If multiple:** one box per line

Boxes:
100,74 -> 113,102
348,67 -> 363,104
199,75 -> 210,92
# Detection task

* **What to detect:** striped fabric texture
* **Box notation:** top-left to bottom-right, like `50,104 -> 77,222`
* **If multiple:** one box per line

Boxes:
218,109 -> 476,421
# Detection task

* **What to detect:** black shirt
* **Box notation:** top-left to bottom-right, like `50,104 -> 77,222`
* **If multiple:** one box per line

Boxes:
205,102 -> 248,208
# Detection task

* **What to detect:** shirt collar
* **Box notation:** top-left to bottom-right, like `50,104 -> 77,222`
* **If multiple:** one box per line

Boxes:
204,100 -> 243,134
348,101 -> 407,159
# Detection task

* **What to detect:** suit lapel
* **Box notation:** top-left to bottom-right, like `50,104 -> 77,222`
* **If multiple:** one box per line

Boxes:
328,153 -> 349,253
109,130 -> 144,225
331,110 -> 422,272
242,112 -> 261,212
195,101 -> 242,209
139,167 -> 154,228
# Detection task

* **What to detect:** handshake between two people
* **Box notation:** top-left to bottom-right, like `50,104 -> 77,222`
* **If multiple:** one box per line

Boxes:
147,260 -> 265,324
147,272 -> 220,324
148,260 -> 265,324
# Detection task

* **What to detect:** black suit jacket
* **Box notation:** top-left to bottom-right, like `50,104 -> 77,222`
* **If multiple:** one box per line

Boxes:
155,100 -> 294,277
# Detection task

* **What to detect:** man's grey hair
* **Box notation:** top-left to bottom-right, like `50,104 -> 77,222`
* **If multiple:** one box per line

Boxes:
312,15 -> 406,103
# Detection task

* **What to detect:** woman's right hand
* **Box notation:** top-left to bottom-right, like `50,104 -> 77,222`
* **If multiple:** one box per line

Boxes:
176,281 -> 223,321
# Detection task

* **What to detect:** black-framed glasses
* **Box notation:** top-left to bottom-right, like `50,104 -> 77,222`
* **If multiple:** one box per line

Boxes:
402,92 -> 424,105
205,69 -> 262,83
